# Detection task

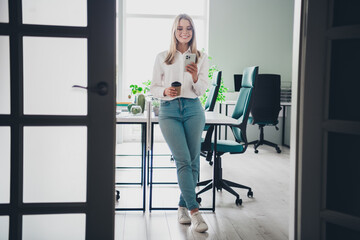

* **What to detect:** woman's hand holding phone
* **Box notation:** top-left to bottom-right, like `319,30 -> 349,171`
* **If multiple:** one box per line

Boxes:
185,62 -> 198,83
184,53 -> 198,83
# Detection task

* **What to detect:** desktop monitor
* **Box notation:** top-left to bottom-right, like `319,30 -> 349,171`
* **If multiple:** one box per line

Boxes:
234,74 -> 243,92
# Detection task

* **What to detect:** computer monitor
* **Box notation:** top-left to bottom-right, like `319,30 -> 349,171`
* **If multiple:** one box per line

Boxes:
234,74 -> 242,92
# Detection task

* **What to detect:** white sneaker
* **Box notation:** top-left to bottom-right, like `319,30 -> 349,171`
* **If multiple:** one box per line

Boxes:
191,212 -> 208,233
178,207 -> 191,224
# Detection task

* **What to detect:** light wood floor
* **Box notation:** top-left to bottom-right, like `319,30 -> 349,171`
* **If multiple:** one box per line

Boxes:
115,141 -> 290,240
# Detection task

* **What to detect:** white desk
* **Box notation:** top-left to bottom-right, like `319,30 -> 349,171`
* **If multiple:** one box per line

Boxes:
219,101 -> 291,147
117,109 -> 238,212
149,111 -> 238,212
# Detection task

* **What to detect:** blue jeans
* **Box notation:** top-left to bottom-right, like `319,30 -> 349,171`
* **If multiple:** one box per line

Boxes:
158,97 -> 205,210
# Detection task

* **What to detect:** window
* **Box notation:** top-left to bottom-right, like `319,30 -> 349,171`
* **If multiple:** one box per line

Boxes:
118,0 -> 209,141
120,0 -> 208,100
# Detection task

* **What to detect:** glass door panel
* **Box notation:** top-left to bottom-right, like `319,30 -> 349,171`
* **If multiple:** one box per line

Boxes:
23,37 -> 87,116
0,216 -> 9,240
0,127 -> 10,204
0,0 -> 8,23
22,0 -> 87,26
23,214 -> 86,239
23,127 -> 87,203
0,36 -> 10,114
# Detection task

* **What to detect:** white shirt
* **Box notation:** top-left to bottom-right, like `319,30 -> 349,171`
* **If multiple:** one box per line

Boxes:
150,49 -> 209,100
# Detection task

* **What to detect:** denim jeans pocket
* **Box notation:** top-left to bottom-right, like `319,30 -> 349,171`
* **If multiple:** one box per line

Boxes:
160,100 -> 171,107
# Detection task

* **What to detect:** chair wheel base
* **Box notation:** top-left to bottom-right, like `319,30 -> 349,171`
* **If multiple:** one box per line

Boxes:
247,190 -> 253,198
276,147 -> 281,153
254,149 -> 259,153
235,198 -> 242,206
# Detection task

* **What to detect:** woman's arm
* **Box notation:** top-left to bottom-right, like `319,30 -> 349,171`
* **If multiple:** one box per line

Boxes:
191,53 -> 209,96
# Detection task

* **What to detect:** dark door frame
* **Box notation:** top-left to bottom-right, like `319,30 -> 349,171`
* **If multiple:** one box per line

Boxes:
0,0 -> 116,239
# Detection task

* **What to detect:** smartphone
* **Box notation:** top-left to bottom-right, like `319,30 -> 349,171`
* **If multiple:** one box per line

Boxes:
184,53 -> 196,72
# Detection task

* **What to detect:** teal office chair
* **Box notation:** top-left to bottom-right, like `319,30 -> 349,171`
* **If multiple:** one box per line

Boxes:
197,66 -> 258,206
204,71 -> 222,112
201,71 -> 222,165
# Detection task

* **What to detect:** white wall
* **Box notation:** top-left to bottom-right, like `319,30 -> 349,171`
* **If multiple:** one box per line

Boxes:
209,0 -> 294,90
209,0 -> 294,145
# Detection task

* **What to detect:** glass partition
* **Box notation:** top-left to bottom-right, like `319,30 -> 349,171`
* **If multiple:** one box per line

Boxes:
23,37 -> 88,115
22,0 -> 87,26
0,0 -> 9,23
0,36 -> 10,114
23,126 -> 87,203
23,214 -> 86,239
0,216 -> 9,240
0,127 -> 10,204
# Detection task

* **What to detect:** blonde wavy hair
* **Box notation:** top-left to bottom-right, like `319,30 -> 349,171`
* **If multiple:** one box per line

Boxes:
164,14 -> 201,65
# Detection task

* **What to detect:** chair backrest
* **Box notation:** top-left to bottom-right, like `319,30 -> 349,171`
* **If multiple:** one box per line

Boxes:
231,66 -> 258,144
250,74 -> 281,124
204,71 -> 222,111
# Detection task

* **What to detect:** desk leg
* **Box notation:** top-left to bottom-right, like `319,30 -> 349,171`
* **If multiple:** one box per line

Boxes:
219,104 -> 222,140
142,123 -> 146,212
282,105 -> 285,146
212,126 -> 217,212
281,105 -> 290,148
149,122 -> 155,212
225,105 -> 229,140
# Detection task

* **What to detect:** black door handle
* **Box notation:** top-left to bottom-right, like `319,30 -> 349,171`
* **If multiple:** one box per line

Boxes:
72,85 -> 88,90
72,82 -> 108,96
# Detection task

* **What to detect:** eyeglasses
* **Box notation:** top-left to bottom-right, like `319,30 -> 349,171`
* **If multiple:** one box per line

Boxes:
177,28 -> 192,32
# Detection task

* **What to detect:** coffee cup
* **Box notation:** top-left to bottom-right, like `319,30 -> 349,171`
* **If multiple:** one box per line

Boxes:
171,81 -> 182,96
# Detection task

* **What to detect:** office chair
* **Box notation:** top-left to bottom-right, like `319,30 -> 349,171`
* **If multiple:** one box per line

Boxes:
204,71 -> 222,112
248,74 -> 282,153
197,66 -> 258,206
201,71 -> 222,165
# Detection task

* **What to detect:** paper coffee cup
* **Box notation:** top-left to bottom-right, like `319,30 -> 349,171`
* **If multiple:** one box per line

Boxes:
171,81 -> 182,96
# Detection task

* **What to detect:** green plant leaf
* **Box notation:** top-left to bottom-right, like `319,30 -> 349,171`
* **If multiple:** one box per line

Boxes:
200,51 -> 227,106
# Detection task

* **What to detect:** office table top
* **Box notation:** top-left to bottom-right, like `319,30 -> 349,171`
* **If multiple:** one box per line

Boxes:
116,111 -> 149,123
116,111 -> 238,126
221,100 -> 292,106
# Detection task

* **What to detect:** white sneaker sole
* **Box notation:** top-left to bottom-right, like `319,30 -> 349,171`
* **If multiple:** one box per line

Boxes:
193,224 -> 208,233
178,218 -> 191,224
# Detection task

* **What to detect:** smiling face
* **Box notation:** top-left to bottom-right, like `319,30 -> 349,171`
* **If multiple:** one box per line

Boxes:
175,19 -> 193,46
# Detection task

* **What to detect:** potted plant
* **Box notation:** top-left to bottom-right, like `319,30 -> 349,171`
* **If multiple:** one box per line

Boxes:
152,99 -> 160,116
127,80 -> 151,113
128,80 -> 151,99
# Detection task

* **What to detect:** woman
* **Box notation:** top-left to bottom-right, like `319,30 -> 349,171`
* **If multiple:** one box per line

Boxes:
150,14 -> 209,233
